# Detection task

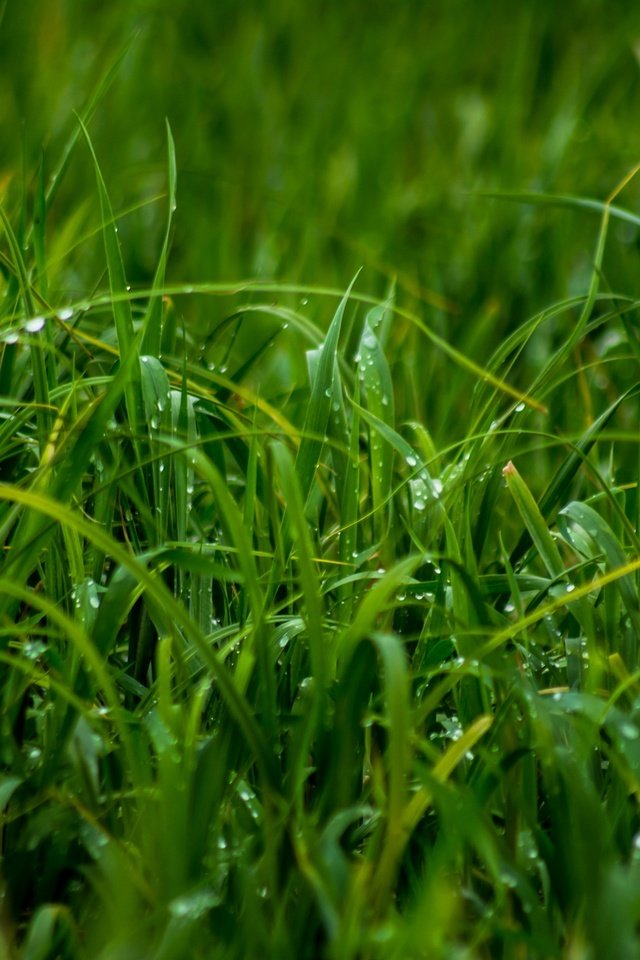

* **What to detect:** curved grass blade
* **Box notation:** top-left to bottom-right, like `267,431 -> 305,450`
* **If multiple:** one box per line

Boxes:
0,203 -> 52,440
509,383 -> 640,566
142,120 -> 176,359
560,500 -> 640,663
358,299 -> 395,545
0,483 -> 279,790
77,116 -> 143,437
295,274 -> 359,507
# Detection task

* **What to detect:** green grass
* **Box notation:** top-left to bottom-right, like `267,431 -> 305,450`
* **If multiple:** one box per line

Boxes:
1,3 -> 640,958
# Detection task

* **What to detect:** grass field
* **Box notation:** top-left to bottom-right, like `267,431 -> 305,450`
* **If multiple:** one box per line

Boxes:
1,2 -> 640,958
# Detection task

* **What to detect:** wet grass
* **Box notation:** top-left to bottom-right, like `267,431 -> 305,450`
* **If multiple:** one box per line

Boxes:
1,3 -> 640,958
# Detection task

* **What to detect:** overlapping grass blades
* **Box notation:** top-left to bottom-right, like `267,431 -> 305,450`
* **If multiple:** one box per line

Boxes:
1,128 -> 640,960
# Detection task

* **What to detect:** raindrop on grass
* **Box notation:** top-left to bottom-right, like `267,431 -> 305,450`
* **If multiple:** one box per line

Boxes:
24,639 -> 46,659
621,722 -> 639,740
24,316 -> 45,333
169,889 -> 219,920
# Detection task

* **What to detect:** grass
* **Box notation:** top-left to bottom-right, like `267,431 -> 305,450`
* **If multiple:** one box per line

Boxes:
1,3 -> 640,958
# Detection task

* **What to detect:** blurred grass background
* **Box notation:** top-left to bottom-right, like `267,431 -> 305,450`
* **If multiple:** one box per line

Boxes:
3,0 -> 640,316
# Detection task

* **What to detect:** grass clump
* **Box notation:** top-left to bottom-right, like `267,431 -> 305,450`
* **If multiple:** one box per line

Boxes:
0,110 -> 639,960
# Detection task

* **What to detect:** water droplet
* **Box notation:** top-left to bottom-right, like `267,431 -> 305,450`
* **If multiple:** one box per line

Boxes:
566,583 -> 575,593
169,889 -> 219,920
406,455 -> 417,468
24,316 -> 45,333
57,307 -> 74,321
24,639 -> 46,659
515,402 -> 525,413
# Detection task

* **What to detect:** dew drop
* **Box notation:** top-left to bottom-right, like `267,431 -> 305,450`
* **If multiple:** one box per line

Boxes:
621,722 -> 639,740
24,316 -> 45,333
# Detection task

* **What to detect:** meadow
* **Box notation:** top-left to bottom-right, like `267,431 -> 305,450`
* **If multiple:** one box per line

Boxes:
1,1 -> 640,957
